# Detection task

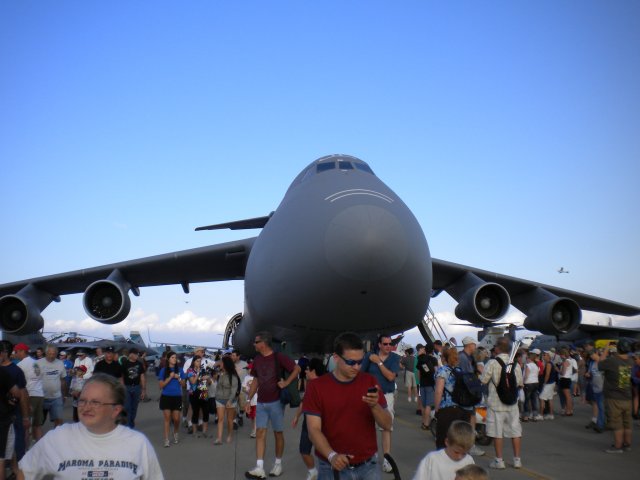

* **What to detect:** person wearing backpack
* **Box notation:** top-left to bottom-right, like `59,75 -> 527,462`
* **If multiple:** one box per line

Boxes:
458,337 -> 485,456
434,348 -> 472,450
479,337 -> 523,470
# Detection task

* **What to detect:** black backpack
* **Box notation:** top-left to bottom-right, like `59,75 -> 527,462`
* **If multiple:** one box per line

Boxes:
494,357 -> 518,405
449,366 -> 483,407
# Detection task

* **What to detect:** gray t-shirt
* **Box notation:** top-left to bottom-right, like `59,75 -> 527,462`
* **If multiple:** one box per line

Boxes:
36,358 -> 65,399
598,355 -> 633,401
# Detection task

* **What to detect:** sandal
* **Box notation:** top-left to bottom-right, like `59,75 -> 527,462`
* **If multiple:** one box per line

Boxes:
421,423 -> 430,430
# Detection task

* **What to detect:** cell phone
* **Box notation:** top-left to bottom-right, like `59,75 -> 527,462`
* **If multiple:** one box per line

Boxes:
367,386 -> 378,394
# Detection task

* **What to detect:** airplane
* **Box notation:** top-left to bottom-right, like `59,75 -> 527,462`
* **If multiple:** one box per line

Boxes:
1,154 -> 639,354
528,322 -> 640,352
0,329 -> 159,358
558,267 -> 569,274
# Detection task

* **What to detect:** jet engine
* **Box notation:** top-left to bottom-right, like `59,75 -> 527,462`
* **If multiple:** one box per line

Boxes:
523,297 -> 581,335
0,284 -> 55,334
445,272 -> 510,325
83,270 -> 131,324
454,282 -> 511,325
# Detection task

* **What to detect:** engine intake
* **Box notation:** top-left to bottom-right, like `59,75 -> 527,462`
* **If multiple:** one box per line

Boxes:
445,272 -> 510,325
0,284 -> 53,334
524,297 -> 581,335
83,270 -> 131,324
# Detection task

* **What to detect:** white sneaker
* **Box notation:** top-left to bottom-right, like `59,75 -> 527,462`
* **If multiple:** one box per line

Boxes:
382,458 -> 393,473
163,439 -> 170,448
269,464 -> 283,477
245,467 -> 266,479
544,414 -> 554,420
534,414 -> 544,421
305,468 -> 318,480
407,397 -> 412,402
173,433 -> 179,444
489,459 -> 506,469
513,457 -> 522,469
469,445 -> 485,456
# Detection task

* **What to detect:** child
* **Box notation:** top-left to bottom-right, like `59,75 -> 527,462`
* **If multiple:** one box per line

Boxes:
412,420 -> 475,480
69,365 -> 87,422
455,464 -> 489,480
241,364 -> 257,438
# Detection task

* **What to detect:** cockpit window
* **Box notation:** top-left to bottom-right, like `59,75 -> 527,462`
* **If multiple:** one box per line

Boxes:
317,162 -> 336,173
338,161 -> 354,170
354,163 -> 374,174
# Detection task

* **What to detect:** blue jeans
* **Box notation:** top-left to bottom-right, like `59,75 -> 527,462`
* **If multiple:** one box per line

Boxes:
125,385 -> 142,428
594,391 -> 605,429
317,454 -> 380,480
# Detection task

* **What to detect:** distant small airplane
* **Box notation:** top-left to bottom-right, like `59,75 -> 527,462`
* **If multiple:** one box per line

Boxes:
558,267 -> 569,274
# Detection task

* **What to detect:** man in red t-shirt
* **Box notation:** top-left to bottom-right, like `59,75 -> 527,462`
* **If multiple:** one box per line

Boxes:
304,332 -> 391,479
245,331 -> 300,479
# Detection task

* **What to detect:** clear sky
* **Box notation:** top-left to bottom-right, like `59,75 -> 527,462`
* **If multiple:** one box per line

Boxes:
1,1 -> 639,348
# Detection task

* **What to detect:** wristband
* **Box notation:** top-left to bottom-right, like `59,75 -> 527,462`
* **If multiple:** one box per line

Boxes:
327,451 -> 337,464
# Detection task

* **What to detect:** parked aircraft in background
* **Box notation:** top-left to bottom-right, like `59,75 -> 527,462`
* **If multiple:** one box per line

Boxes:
1,155 -> 639,353
528,322 -> 640,351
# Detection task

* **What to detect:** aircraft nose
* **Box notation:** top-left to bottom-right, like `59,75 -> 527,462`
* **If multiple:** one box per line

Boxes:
324,204 -> 408,282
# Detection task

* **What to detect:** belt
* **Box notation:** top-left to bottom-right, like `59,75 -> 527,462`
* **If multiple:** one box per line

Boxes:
347,455 -> 375,469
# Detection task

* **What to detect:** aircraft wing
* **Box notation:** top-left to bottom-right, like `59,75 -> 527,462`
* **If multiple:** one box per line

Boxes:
0,237 -> 256,298
432,258 -> 640,316
0,237 -> 256,335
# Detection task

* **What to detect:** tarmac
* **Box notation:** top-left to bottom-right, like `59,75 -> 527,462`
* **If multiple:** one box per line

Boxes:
36,376 -> 639,479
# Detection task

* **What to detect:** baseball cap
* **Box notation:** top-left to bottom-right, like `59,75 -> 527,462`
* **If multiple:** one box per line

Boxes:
104,346 -> 115,353
77,349 -> 86,355
530,348 -> 541,355
129,347 -> 140,355
14,343 -> 30,352
461,336 -> 476,346
59,351 -> 67,357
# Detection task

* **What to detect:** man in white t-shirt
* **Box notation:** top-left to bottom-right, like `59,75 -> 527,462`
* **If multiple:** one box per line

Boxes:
36,346 -> 67,428
15,343 -> 44,442
73,350 -> 94,379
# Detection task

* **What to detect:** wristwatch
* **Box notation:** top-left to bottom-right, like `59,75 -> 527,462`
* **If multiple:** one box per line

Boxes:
378,361 -> 384,367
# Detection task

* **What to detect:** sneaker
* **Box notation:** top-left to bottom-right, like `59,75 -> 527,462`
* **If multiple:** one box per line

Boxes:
407,397 -> 412,402
233,420 -> 239,431
533,414 -> 544,421
605,448 -> 623,454
250,431 -> 257,438
513,457 -> 522,469
245,467 -> 267,479
382,458 -> 393,473
544,414 -> 554,420
269,464 -> 283,477
469,445 -> 485,456
173,433 -> 179,444
163,439 -> 170,448
489,459 -> 506,469
238,416 -> 244,426
305,469 -> 318,480
623,445 -> 632,452
585,421 -> 596,429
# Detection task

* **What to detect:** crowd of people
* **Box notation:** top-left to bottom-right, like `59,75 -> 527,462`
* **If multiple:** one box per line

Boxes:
1,332 -> 638,480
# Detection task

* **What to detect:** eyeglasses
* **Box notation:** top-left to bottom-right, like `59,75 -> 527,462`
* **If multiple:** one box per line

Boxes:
381,342 -> 392,346
338,354 -> 364,367
77,399 -> 119,408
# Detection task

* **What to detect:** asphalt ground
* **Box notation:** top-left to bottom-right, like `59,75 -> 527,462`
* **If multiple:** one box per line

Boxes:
35,378 -> 639,479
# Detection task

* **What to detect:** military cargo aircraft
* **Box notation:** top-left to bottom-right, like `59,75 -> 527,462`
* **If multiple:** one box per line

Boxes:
1,155 -> 639,353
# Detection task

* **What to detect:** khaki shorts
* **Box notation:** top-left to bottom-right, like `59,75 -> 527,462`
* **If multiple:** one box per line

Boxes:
29,396 -> 44,426
486,407 -> 522,439
404,371 -> 417,388
605,398 -> 632,431
377,392 -> 395,432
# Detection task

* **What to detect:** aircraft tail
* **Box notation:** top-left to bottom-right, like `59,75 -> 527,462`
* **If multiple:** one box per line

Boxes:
129,331 -> 146,347
113,332 -> 127,342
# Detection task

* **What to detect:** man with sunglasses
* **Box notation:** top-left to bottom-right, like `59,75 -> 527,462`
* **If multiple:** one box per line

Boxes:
245,331 -> 300,479
304,332 -> 391,479
361,334 -> 401,474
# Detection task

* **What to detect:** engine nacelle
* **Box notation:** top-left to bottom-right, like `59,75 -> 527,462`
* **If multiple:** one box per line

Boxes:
446,272 -> 510,325
0,284 -> 53,334
523,297 -> 581,335
83,270 -> 131,325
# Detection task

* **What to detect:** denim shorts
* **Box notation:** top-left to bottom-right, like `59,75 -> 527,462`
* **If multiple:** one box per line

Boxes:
256,400 -> 285,432
420,386 -> 435,408
43,397 -> 64,423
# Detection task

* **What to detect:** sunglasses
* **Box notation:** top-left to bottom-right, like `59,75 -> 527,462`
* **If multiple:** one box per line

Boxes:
381,342 -> 392,346
339,354 -> 364,366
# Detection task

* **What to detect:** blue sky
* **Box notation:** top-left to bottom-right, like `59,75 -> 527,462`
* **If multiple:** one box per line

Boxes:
1,1 -> 639,348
